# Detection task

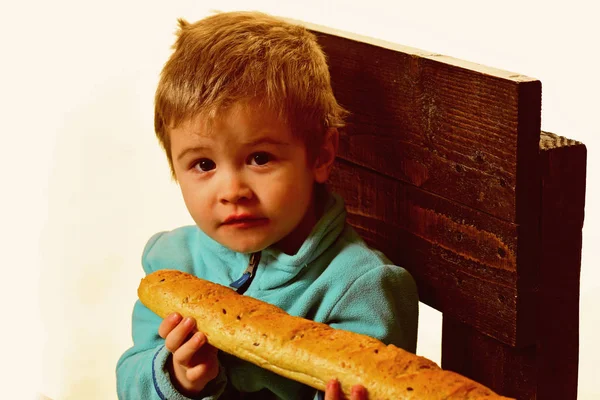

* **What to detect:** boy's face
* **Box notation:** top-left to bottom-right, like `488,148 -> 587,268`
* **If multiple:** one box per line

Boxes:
170,103 -> 334,254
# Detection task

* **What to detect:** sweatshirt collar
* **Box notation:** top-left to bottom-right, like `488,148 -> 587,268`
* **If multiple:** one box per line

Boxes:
196,191 -> 347,289
261,192 -> 346,266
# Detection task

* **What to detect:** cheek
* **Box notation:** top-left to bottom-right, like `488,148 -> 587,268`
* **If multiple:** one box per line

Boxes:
180,182 -> 209,216
262,173 -> 313,210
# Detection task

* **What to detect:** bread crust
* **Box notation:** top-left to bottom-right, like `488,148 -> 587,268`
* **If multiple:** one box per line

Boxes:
138,269 -> 512,399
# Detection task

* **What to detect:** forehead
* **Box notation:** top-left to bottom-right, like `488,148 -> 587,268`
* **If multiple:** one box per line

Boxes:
173,102 -> 293,141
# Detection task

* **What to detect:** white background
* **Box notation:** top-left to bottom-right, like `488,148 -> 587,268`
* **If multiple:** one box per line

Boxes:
1,0 -> 598,399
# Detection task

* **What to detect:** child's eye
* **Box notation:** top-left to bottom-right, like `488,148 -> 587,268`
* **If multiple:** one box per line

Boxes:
249,152 -> 271,166
194,158 -> 216,172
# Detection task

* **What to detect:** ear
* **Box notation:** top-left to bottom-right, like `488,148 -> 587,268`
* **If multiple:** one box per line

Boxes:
313,128 -> 339,184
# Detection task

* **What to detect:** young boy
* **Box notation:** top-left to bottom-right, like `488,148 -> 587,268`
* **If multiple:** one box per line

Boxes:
116,11 -> 418,400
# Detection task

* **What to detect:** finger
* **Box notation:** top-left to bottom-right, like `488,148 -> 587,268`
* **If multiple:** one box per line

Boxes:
158,313 -> 182,339
172,331 -> 207,367
164,317 -> 196,352
186,361 -> 218,383
324,379 -> 341,400
185,347 -> 220,382
350,385 -> 368,400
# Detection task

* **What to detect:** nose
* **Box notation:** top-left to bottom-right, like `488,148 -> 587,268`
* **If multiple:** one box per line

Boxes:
219,171 -> 253,204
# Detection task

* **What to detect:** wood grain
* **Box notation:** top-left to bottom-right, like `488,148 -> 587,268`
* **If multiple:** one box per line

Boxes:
299,23 -> 584,399
313,29 -> 541,224
311,28 -> 543,347
535,133 -> 585,399
442,317 -> 537,399
330,160 -> 520,345
441,135 -> 586,399
316,28 -> 541,347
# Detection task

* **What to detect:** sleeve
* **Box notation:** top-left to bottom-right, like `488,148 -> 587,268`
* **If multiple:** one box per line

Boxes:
115,232 -> 228,400
326,265 -> 419,353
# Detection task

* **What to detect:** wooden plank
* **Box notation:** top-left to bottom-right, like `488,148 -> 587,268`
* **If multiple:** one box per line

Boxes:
513,82 -> 543,348
307,27 -> 543,347
330,160 -> 520,345
535,132 -> 585,399
442,316 -> 537,399
311,28 -> 541,224
441,133 -> 585,399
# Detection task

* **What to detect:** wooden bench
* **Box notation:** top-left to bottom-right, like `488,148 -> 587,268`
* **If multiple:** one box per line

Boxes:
308,23 -> 587,400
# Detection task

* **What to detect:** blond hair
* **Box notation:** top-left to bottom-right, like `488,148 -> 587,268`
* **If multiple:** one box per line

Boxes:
154,11 -> 348,177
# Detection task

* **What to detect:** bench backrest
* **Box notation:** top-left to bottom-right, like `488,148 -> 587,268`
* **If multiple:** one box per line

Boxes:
308,22 -> 586,400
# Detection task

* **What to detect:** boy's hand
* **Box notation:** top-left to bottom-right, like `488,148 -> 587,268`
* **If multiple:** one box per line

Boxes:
324,379 -> 368,400
159,313 -> 220,396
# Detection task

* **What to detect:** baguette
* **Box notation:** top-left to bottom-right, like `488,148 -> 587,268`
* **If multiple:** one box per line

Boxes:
138,269 -> 512,399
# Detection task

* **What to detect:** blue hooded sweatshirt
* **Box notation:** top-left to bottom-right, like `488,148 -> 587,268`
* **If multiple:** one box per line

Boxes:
116,193 -> 418,399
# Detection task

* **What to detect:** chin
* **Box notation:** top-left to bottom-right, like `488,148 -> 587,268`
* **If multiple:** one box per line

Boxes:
224,240 -> 269,254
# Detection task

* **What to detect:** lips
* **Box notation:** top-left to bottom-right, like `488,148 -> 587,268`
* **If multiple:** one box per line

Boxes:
222,214 -> 268,228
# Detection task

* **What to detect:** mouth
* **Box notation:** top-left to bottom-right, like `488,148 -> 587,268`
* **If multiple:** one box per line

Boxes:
222,215 -> 269,228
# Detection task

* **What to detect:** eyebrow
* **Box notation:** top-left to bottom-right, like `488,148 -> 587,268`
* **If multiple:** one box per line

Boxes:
176,137 -> 289,162
176,146 -> 209,162
242,137 -> 290,147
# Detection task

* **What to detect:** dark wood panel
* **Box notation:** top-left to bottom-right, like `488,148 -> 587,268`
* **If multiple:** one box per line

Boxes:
330,160 -> 520,345
440,135 -> 585,400
302,22 -> 584,399
512,82 -> 544,348
314,30 -> 541,222
442,316 -> 536,399
535,134 -> 585,399
354,221 -> 518,346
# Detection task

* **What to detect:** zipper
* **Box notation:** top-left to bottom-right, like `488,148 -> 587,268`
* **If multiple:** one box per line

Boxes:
229,251 -> 261,295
